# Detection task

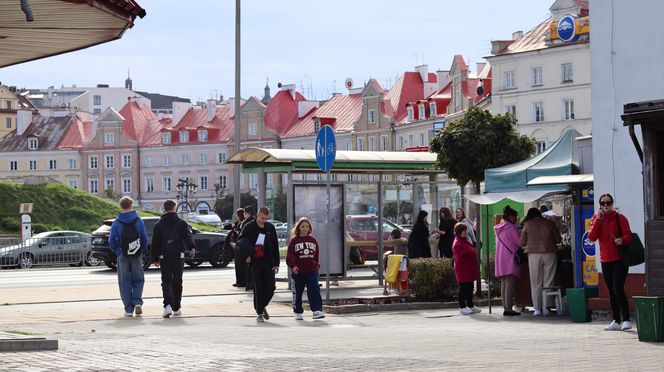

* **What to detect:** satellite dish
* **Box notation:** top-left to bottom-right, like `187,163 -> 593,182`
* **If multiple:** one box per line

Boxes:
476,85 -> 484,96
277,82 -> 283,88
345,78 -> 354,89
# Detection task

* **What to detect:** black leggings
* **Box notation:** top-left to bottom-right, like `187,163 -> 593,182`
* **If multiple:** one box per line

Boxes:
458,281 -> 474,308
601,261 -> 630,322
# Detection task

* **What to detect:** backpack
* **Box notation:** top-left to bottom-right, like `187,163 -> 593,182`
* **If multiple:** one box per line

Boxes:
119,217 -> 141,256
160,223 -> 183,258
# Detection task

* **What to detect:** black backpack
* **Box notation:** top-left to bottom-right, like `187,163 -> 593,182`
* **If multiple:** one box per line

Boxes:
160,222 -> 183,258
119,217 -> 141,256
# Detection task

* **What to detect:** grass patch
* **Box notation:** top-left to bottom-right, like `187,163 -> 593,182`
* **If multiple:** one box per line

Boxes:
3,329 -> 40,336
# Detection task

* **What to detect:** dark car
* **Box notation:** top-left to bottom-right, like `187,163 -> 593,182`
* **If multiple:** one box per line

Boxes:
345,215 -> 411,264
91,217 -> 232,270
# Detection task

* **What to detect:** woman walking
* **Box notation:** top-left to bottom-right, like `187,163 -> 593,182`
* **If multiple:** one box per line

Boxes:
494,205 -> 522,316
286,217 -> 325,320
452,222 -> 481,315
434,207 -> 456,259
408,210 -> 432,259
588,193 -> 633,331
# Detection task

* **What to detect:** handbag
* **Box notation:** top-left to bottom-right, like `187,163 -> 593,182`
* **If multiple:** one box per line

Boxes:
615,214 -> 645,266
496,232 -> 527,265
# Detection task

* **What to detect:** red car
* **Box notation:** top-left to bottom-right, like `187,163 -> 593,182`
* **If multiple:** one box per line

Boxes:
345,215 -> 410,264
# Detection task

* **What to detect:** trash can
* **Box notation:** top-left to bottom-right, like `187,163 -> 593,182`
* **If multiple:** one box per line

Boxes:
633,296 -> 664,342
567,287 -> 598,323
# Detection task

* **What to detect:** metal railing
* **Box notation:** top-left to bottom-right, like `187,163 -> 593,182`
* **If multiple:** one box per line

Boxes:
0,235 -> 92,269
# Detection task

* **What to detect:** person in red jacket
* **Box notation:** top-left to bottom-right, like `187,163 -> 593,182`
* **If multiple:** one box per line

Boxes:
287,217 -> 325,321
588,193 -> 634,331
452,222 -> 481,315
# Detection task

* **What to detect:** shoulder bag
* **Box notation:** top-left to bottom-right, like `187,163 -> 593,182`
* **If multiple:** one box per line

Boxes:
496,231 -> 527,265
615,214 -> 645,266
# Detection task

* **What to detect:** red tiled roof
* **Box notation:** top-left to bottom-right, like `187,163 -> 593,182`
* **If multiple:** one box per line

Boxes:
492,17 -> 552,55
264,90 -> 306,134
119,100 -> 163,146
282,93 -> 363,138
167,104 -> 234,144
58,114 -> 94,150
385,72 -> 426,123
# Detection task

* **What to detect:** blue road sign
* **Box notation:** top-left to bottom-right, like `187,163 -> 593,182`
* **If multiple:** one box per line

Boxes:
315,125 -> 336,172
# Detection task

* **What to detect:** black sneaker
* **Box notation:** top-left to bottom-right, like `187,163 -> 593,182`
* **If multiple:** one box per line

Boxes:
262,309 -> 270,320
503,310 -> 521,316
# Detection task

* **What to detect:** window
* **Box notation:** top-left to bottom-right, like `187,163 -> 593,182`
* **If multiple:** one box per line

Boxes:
122,178 -> 131,194
162,132 -> 171,144
180,154 -> 189,165
200,176 -> 208,190
5,117 -> 11,129
357,138 -> 364,151
93,95 -> 101,105
163,155 -> 171,166
219,175 -> 227,189
368,109 -> 376,124
430,102 -> 437,117
145,156 -> 154,167
345,143 -> 352,151
380,135 -> 388,151
179,130 -> 189,143
249,123 -> 257,136
418,104 -> 426,120
145,177 -> 154,192
563,99 -> 575,120
406,106 -> 414,122
68,159 -> 76,170
408,134 -> 413,147
122,154 -> 132,168
28,138 -> 38,150
266,174 -> 273,187
93,108 -> 102,114
198,130 -> 208,142
420,133 -> 426,146
104,132 -> 115,145
562,63 -> 573,83
9,160 -> 18,171
399,137 -> 404,150
89,179 -> 99,194
199,153 -> 208,164
454,86 -> 462,108
89,156 -> 98,169
105,155 -> 114,169
163,177 -> 172,192
536,141 -> 547,154
533,102 -> 545,122
68,180 -> 78,189
29,160 -> 37,170
504,71 -> 516,89
5,101 -> 11,110
218,152 -> 226,164
506,105 -> 517,117
313,120 -> 321,133
49,159 -> 57,170
249,174 -> 258,188
532,67 -> 543,86
369,137 -> 376,151
105,178 -> 114,192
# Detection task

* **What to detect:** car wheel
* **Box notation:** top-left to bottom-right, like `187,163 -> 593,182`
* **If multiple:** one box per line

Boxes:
104,259 -> 117,270
210,244 -> 232,268
186,261 -> 202,267
85,252 -> 101,267
18,253 -> 34,269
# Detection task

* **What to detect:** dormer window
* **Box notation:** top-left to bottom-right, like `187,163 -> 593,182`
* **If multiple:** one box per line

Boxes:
313,120 -> 321,133
430,102 -> 437,117
104,132 -> 115,145
406,106 -> 414,122
28,138 -> 38,150
368,109 -> 376,124
198,129 -> 208,142
179,130 -> 189,143
418,104 -> 426,120
249,123 -> 257,136
162,132 -> 171,144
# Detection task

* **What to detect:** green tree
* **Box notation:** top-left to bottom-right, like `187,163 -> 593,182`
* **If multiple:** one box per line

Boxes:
429,105 -> 535,192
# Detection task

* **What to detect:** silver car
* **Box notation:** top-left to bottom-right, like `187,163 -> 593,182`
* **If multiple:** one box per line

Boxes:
0,231 -> 97,269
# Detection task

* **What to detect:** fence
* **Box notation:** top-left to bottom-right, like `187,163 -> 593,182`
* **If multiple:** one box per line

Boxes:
0,235 -> 92,269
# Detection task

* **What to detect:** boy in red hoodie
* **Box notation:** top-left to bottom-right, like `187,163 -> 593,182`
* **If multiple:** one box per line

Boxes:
287,217 -> 325,320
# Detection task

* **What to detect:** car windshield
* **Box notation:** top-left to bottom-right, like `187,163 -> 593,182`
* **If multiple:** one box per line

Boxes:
31,232 -> 52,239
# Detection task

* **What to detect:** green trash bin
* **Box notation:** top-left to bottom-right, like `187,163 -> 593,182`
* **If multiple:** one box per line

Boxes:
567,287 -> 598,323
633,296 -> 664,342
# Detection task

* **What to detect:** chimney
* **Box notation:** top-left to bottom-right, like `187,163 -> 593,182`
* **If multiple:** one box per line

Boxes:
512,31 -> 523,40
476,63 -> 486,75
281,84 -> 297,100
207,98 -> 216,122
16,110 -> 32,135
436,70 -> 451,90
298,100 -> 320,118
172,101 -> 191,126
228,98 -> 236,117
416,64 -> 429,83
332,93 -> 342,97
491,39 -> 514,55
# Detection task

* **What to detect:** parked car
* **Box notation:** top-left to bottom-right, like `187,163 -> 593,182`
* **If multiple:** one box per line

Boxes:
345,215 -> 411,264
90,217 -> 231,270
0,231 -> 97,269
187,213 -> 222,227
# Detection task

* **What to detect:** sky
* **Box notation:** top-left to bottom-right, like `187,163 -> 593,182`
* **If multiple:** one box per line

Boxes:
0,0 -> 553,103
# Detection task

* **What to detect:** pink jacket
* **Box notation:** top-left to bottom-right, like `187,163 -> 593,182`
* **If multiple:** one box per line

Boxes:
494,221 -> 521,278
452,236 -> 480,283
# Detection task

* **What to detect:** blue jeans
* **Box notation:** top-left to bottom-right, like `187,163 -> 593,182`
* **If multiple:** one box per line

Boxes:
117,255 -> 145,314
291,270 -> 323,313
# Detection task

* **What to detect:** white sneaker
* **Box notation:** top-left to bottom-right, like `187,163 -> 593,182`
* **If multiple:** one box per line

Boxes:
313,311 -> 325,319
294,313 -> 304,320
163,305 -> 173,318
621,321 -> 633,331
134,304 -> 142,316
533,309 -> 542,316
459,307 -> 473,315
124,312 -> 133,317
470,306 -> 482,314
173,309 -> 181,316
604,320 -> 622,331
256,314 -> 265,322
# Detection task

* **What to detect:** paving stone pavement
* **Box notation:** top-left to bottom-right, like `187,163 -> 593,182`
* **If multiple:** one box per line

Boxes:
2,307 -> 664,371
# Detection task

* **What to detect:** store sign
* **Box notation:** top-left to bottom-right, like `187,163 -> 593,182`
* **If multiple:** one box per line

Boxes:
582,214 -> 598,286
550,15 -> 589,42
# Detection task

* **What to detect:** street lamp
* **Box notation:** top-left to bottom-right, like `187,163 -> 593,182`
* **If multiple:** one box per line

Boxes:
176,177 -> 197,214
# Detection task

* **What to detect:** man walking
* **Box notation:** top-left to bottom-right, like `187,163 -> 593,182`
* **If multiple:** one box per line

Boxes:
237,206 -> 279,322
151,200 -> 197,318
109,196 -> 149,317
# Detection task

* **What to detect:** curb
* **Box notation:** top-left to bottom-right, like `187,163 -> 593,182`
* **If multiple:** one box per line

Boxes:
324,298 -> 498,315
0,333 -> 58,352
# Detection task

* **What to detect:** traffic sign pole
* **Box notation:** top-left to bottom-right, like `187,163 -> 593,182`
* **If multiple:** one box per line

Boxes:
315,125 -> 336,304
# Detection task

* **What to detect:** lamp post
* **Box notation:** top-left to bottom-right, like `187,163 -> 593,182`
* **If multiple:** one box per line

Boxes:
176,177 -> 197,215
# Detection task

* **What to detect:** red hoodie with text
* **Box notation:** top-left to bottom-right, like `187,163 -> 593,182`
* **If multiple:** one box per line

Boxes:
286,235 -> 320,275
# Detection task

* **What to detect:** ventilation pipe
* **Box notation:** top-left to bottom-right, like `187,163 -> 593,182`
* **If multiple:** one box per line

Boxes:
21,0 -> 34,22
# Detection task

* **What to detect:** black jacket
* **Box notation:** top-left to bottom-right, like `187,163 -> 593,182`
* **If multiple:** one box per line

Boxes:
151,212 -> 196,260
408,221 -> 432,258
237,220 -> 280,267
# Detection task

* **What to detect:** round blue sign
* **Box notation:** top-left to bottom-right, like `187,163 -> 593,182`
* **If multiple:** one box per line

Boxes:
581,231 -> 596,257
315,125 -> 336,172
557,14 -> 579,42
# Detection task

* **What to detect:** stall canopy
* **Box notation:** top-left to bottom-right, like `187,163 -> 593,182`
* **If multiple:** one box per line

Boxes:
466,189 -> 568,205
484,129 -> 581,193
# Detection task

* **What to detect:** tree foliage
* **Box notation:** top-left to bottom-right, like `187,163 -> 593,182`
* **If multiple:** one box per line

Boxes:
214,193 -> 257,220
429,106 -> 535,189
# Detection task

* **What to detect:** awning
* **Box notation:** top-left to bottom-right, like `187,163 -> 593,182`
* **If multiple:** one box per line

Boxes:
527,174 -> 593,186
466,189 -> 568,205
